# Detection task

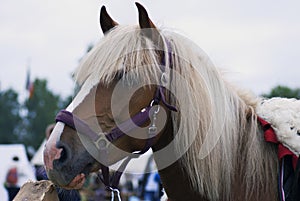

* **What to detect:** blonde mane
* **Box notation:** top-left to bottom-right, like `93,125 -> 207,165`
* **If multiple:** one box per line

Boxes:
74,25 -> 278,200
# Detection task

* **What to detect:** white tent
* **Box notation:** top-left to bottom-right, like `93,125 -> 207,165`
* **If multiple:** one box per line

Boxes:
0,144 -> 36,199
110,149 -> 155,174
31,139 -> 46,166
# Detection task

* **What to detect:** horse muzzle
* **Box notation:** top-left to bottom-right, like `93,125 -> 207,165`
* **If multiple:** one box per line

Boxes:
44,140 -> 74,186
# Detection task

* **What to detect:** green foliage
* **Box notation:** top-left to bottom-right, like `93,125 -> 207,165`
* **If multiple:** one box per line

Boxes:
262,85 -> 300,99
0,44 -> 91,152
0,78 -> 72,152
0,89 -> 21,144
23,79 -> 62,150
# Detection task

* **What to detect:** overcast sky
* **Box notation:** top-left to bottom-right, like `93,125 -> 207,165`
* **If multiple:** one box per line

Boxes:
1,0 -> 299,101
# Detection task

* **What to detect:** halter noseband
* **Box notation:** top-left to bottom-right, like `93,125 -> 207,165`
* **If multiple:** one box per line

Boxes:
55,40 -> 177,197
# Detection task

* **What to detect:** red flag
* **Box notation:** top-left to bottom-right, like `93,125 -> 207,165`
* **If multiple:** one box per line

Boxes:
25,69 -> 34,98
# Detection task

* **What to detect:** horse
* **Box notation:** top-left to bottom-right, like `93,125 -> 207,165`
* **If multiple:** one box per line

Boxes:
44,3 -> 279,201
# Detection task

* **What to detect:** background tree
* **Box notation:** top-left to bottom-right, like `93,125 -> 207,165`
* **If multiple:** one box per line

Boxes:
262,85 -> 300,99
0,89 -> 21,144
23,78 -> 62,150
0,44 -> 92,152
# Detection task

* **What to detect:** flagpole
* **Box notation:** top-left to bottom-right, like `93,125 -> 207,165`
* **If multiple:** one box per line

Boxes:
25,58 -> 34,99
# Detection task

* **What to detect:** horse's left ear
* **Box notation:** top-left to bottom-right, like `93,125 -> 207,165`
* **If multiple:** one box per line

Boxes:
100,6 -> 118,34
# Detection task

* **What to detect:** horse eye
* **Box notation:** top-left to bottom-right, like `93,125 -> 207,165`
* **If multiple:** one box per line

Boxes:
115,70 -> 125,80
115,73 -> 123,80
290,126 -> 295,130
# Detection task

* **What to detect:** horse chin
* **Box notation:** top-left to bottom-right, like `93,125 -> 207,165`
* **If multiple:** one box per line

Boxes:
47,159 -> 101,187
47,168 -> 74,187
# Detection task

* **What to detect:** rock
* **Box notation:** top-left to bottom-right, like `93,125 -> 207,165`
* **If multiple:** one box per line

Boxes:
13,180 -> 58,201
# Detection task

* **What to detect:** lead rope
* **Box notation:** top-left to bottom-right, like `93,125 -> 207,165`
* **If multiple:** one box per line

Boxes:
107,187 -> 121,201
279,158 -> 285,201
100,103 -> 162,201
105,105 -> 161,201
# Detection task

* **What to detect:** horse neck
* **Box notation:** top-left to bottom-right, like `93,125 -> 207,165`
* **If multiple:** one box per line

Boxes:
151,118 -> 209,201
151,106 -> 279,201
156,160 -> 209,201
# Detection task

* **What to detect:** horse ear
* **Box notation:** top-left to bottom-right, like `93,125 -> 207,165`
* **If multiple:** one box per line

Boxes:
135,2 -> 163,48
100,6 -> 118,34
136,2 -> 156,29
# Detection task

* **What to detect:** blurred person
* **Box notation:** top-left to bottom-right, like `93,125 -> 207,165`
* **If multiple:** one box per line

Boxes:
4,156 -> 22,201
142,172 -> 162,201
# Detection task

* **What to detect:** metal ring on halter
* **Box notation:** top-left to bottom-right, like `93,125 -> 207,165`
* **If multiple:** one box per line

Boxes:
154,105 -> 160,114
150,100 -> 160,114
160,72 -> 168,87
150,100 -> 156,107
95,133 -> 109,150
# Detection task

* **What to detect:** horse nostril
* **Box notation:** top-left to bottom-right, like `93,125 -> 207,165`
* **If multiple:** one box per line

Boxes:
56,142 -> 70,164
59,147 -> 68,162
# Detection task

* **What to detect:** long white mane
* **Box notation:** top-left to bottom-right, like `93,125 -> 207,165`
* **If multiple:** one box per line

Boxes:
74,25 -> 278,200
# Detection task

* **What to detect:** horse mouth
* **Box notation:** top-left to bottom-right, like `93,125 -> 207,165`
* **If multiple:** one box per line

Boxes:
81,162 -> 95,175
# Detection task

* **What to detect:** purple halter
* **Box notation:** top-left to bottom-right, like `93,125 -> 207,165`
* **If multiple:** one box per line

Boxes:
56,86 -> 176,153
55,40 -> 177,192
